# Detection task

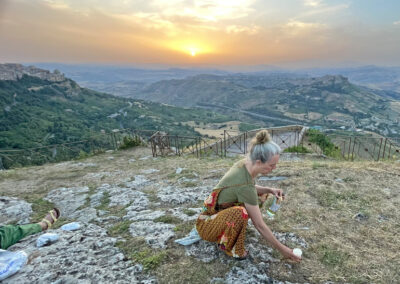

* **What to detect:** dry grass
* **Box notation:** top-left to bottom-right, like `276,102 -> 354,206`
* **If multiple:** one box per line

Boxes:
1,147 -> 399,283
266,160 -> 400,283
183,120 -> 242,138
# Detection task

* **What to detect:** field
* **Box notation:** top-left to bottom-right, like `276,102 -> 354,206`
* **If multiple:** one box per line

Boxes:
1,147 -> 399,283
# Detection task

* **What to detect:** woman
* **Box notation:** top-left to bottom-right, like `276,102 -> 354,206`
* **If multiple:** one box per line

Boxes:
196,130 -> 301,261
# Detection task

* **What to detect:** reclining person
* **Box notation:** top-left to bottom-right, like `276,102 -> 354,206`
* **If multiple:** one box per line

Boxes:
0,208 -> 60,250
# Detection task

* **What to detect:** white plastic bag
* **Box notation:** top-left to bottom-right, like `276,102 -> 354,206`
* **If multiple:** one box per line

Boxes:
36,233 -> 59,247
174,228 -> 201,246
0,249 -> 28,281
61,222 -> 81,231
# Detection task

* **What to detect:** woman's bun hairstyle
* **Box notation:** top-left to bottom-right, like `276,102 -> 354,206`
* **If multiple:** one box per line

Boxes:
255,130 -> 271,145
249,129 -> 281,164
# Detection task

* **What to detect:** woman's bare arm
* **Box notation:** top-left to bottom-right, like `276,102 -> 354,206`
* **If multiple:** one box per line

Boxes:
245,203 -> 301,262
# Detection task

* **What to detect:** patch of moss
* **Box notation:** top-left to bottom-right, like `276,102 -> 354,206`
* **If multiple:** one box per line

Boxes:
30,198 -> 56,223
154,215 -> 181,224
108,220 -> 132,237
133,249 -> 167,271
96,191 -> 110,210
318,244 -> 349,267
183,208 -> 197,216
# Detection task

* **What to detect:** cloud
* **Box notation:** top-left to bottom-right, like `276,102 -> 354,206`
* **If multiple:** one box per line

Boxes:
295,3 -> 349,20
42,0 -> 70,10
304,0 -> 322,7
2,0 -> 400,66
286,20 -> 324,29
226,24 -> 260,35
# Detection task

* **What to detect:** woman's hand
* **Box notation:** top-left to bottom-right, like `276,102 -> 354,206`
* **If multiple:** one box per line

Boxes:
270,188 -> 285,200
279,245 -> 302,262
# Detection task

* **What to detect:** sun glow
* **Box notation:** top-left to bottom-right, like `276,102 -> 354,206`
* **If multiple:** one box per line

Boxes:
165,40 -> 213,57
185,45 -> 200,57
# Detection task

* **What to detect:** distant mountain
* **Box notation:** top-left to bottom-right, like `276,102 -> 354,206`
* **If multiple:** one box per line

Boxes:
33,63 -> 231,98
0,64 -> 231,149
33,63 -> 400,97
300,65 -> 400,93
130,74 -> 400,137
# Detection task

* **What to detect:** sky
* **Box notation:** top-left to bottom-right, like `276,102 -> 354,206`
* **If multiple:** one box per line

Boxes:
0,0 -> 400,68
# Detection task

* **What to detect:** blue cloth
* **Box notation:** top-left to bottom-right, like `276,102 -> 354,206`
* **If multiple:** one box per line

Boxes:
36,233 -> 59,247
174,228 -> 201,246
0,249 -> 28,281
61,222 -> 81,231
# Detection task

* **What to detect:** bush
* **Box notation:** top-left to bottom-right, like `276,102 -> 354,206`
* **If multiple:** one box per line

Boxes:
283,145 -> 311,153
118,136 -> 143,150
307,129 -> 342,158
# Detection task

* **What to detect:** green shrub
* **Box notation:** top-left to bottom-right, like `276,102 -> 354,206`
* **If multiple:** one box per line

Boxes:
283,145 -> 311,153
133,249 -> 167,271
307,129 -> 342,158
118,136 -> 143,150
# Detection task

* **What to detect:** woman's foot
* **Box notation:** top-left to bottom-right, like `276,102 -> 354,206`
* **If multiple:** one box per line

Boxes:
38,208 -> 61,231
235,251 -> 249,261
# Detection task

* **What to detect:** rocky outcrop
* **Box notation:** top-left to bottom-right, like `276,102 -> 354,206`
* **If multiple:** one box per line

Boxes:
0,197 -> 33,225
0,63 -> 65,82
2,164 -> 308,283
5,224 -> 156,284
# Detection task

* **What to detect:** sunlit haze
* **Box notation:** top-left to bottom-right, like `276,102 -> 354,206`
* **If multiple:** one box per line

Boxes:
0,0 -> 400,68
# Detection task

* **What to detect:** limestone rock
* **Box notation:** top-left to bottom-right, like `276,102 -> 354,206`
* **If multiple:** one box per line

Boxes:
185,240 -> 219,263
157,185 -> 210,205
274,232 -> 308,248
140,168 -> 159,174
0,196 -> 32,225
45,186 -> 90,216
129,221 -> 175,248
4,224 -> 155,283
70,207 -> 98,223
166,207 -> 202,222
224,262 -> 273,284
125,175 -> 150,188
124,210 -> 165,221
91,184 -> 149,208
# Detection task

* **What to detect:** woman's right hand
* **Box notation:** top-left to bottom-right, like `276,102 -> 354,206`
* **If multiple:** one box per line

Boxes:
280,245 -> 302,262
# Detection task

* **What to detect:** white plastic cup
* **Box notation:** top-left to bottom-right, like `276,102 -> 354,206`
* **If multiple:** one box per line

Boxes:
293,248 -> 302,258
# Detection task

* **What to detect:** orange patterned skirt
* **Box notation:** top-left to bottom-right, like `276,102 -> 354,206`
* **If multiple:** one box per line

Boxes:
196,188 -> 249,258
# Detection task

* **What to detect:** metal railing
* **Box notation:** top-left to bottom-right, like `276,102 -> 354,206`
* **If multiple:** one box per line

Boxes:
329,135 -> 400,161
0,128 -> 157,169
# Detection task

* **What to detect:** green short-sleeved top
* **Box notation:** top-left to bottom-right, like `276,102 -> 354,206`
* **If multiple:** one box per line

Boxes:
216,159 -> 258,206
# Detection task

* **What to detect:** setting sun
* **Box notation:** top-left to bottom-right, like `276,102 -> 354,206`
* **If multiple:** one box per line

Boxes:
164,40 -> 214,58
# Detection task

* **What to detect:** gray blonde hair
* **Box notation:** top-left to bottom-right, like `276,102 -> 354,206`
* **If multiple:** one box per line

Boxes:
248,130 -> 281,163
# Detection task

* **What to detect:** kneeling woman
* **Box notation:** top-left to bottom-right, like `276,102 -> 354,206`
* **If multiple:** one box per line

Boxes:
196,130 -> 301,261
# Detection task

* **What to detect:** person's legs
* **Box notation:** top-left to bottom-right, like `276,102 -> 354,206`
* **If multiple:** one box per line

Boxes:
0,224 -> 42,249
196,206 -> 249,258
0,208 -> 60,250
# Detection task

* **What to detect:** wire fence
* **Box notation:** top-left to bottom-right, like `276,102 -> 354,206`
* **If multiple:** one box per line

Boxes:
1,127 -> 399,169
328,135 -> 400,161
0,129 -> 156,169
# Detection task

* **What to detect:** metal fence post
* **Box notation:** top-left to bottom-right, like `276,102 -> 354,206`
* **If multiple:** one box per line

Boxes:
224,130 -> 226,158
377,138 -> 383,161
382,138 -> 388,160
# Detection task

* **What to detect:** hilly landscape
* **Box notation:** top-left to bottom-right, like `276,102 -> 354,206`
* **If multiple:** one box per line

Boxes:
31,64 -> 400,138
0,64 -> 233,150
128,74 -> 400,137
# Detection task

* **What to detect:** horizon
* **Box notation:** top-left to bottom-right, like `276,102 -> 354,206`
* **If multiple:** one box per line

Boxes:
3,61 -> 400,73
1,0 -> 400,68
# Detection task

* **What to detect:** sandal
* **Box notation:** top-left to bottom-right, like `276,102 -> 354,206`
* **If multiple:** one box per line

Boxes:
41,208 -> 61,230
235,251 -> 249,261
